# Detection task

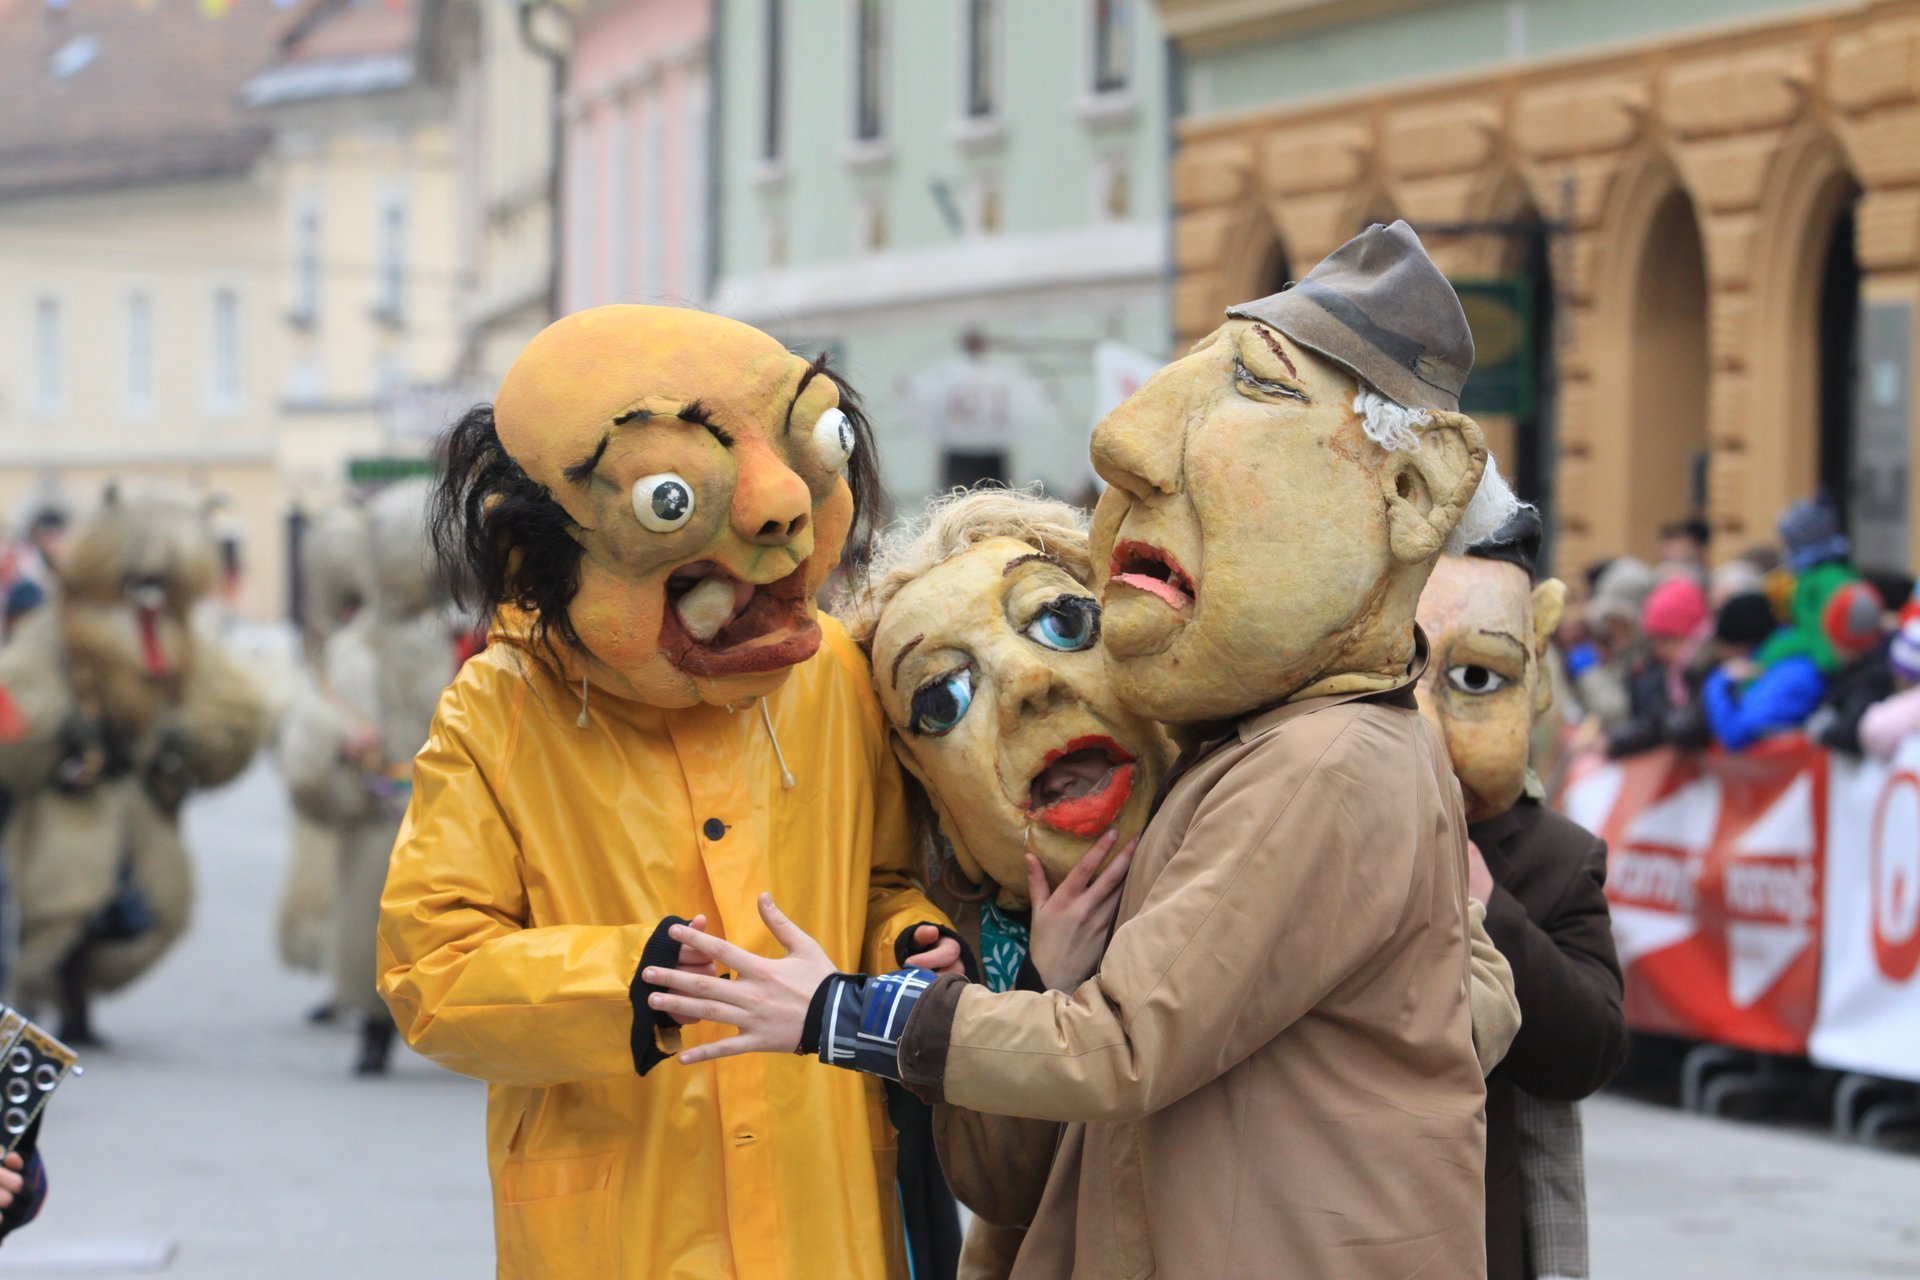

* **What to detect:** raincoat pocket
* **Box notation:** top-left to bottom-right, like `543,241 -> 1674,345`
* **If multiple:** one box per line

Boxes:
499,1152 -> 618,1278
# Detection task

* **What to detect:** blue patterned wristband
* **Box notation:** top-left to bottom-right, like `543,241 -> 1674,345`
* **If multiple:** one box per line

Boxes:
816,968 -> 936,1080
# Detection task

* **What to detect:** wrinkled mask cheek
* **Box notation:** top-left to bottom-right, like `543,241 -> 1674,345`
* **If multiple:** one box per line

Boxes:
1442,696 -> 1532,822
567,558 -> 696,706
806,479 -> 855,596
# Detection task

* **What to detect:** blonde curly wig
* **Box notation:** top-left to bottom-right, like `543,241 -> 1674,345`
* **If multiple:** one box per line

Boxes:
837,486 -> 1094,651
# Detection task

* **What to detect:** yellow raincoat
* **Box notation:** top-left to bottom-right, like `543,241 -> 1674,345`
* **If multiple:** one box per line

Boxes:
378,615 -> 946,1279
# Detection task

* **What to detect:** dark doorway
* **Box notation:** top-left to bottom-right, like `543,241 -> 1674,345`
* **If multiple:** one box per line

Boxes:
1817,203 -> 1862,528
942,450 -> 1008,491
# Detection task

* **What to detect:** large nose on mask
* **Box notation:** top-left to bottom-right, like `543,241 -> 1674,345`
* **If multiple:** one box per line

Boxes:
731,446 -> 813,553
1091,386 -> 1182,501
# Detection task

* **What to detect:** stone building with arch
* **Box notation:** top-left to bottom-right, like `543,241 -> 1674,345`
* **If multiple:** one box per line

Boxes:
1166,0 -> 1920,574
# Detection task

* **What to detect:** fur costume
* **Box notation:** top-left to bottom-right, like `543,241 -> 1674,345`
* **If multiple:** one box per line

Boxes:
282,482 -> 454,1055
274,505 -> 375,974
0,484 -> 267,1030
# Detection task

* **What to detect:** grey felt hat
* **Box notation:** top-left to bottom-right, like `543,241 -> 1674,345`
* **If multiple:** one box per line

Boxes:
1226,220 -> 1474,413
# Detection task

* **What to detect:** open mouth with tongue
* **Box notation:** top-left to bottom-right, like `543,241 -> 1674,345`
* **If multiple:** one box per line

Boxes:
1109,541 -> 1195,611
1024,735 -> 1137,838
658,559 -> 822,677
129,580 -> 175,677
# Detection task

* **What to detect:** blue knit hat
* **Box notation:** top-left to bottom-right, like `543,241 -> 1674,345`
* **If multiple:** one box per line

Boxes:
1778,498 -> 1850,574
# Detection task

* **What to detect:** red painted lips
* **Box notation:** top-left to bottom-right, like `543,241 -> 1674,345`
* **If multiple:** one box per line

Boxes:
1025,735 -> 1137,838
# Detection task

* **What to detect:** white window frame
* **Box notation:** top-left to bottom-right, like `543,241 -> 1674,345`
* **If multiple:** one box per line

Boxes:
1079,0 -> 1137,123
681,67 -> 710,302
609,95 -> 633,302
642,85 -> 666,298
952,0 -> 1006,149
375,182 -> 408,326
209,286 -> 241,415
848,0 -> 888,151
126,289 -> 154,417
32,295 -> 61,418
291,190 -> 321,326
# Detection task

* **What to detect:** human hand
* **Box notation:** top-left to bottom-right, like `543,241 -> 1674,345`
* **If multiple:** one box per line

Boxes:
1721,656 -> 1761,684
646,895 -> 836,1062
1466,840 -> 1495,902
0,1151 -> 25,1209
1026,829 -> 1135,990
902,924 -> 965,978
663,913 -> 719,1026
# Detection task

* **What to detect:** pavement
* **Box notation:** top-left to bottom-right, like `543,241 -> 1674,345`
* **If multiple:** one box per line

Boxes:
0,749 -> 1913,1278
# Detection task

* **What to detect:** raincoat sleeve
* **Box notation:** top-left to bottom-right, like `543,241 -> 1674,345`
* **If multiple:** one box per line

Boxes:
378,680 -> 659,1087
897,711 -> 1436,1124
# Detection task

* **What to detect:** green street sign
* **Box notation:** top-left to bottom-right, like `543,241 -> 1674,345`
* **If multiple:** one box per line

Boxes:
1454,278 -> 1536,419
347,457 -> 437,485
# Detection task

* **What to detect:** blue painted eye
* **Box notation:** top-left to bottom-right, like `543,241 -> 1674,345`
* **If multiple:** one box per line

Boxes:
909,667 -> 974,737
1024,597 -> 1100,652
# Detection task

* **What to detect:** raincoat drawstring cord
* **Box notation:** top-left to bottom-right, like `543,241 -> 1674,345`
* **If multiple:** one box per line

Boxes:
577,676 -> 590,728
759,698 -> 797,790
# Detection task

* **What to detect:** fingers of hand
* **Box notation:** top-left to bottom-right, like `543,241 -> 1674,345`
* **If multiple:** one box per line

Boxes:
1090,838 -> 1137,897
644,966 -> 746,1007
1025,853 -> 1050,908
677,1034 -> 765,1066
0,1153 -> 20,1172
648,991 -> 747,1029
757,893 -> 820,959
668,923 -> 752,972
907,936 -> 961,971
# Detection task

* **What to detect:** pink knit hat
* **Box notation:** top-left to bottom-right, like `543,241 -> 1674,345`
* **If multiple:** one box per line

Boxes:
1641,577 -> 1709,640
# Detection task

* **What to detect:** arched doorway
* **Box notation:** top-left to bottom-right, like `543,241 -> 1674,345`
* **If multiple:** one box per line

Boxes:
1624,186 -> 1711,554
1818,201 -> 1863,531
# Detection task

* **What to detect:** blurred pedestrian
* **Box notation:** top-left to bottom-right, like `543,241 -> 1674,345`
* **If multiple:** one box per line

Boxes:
1704,561 -> 1861,751
1807,580 -> 1891,757
1605,577 -> 1712,758
1859,618 -> 1920,761
1658,517 -> 1710,584
1573,557 -> 1656,731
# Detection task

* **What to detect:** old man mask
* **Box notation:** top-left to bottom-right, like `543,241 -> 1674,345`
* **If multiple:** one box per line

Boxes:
1089,221 -> 1518,725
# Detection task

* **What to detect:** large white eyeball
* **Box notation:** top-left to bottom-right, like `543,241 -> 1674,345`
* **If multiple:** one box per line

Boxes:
632,473 -> 696,532
812,407 -> 855,472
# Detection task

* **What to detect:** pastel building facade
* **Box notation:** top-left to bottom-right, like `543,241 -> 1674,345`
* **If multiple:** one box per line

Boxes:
711,0 -> 1172,504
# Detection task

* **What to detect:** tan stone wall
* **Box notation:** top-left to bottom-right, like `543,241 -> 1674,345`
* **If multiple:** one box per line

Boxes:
1172,0 -> 1920,574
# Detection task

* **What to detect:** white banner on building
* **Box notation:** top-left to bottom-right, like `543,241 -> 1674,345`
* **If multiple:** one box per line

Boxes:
1810,739 -> 1920,1082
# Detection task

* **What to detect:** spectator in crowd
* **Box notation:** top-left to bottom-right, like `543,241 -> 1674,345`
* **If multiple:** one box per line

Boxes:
1659,517 -> 1711,584
1573,557 -> 1656,729
1606,577 -> 1713,758
1704,561 -> 1861,751
1860,618 -> 1920,762
1778,496 -> 1850,576
10,510 -> 65,593
1714,591 -> 1781,662
1808,580 -> 1891,757
1,581 -> 43,642
1709,557 -> 1765,609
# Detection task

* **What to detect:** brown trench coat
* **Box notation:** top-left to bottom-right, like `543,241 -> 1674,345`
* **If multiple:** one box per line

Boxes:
901,649 -> 1488,1279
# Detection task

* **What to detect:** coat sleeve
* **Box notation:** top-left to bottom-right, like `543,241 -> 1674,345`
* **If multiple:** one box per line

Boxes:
1481,822 -> 1627,1101
377,681 -> 659,1087
1860,686 -> 1920,762
903,713 -> 1435,1124
1705,660 -> 1826,752
1466,899 -> 1520,1076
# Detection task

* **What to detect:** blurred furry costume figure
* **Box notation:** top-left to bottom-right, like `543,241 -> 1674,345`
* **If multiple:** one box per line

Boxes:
282,481 -> 455,1073
274,507 -> 374,983
0,484 -> 268,1041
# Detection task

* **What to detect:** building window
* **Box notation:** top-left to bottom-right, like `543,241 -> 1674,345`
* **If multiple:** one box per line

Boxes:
610,101 -> 633,301
126,291 -> 153,415
376,187 -> 407,326
642,88 -> 666,297
33,295 -> 60,416
291,194 -> 320,326
682,70 -> 710,300
963,0 -> 997,119
211,288 -> 240,412
1091,0 -> 1131,94
567,115 -> 596,311
761,0 -> 784,163
853,0 -> 884,142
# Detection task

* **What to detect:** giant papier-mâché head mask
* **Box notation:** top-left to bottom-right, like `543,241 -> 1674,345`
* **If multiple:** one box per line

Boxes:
1088,221 -> 1518,725
1413,508 -> 1567,824
844,490 -> 1172,909
487,306 -> 864,708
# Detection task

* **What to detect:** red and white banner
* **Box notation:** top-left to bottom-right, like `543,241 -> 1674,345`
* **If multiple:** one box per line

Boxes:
1810,740 -> 1920,1081
1560,739 -> 1825,1056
